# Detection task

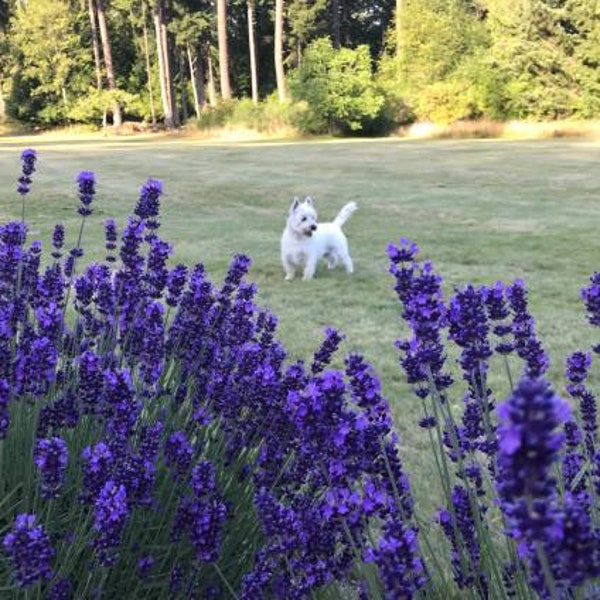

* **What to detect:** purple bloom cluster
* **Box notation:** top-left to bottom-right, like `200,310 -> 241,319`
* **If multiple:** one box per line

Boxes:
34,436 -> 69,498
387,238 -> 452,402
3,514 -> 54,587
93,480 -> 129,566
18,149 -> 37,196
76,171 -> 96,217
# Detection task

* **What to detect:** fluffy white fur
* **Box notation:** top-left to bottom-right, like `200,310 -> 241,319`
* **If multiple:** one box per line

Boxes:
280,196 -> 358,281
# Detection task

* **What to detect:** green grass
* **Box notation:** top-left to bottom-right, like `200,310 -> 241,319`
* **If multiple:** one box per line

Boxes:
0,133 -> 598,508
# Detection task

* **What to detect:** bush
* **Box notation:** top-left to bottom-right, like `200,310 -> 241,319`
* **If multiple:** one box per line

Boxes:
3,150 -> 600,599
0,150 -> 420,598
289,38 -> 385,134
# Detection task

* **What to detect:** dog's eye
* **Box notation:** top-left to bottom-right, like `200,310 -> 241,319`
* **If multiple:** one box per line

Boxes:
301,217 -> 307,222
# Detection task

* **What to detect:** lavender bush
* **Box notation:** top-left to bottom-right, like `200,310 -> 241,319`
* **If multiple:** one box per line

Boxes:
0,149 -> 599,599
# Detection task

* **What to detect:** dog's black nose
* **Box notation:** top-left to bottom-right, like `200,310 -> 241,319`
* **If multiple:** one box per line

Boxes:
311,224 -> 317,231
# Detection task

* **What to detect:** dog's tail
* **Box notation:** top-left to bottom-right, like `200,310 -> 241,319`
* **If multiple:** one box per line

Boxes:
333,202 -> 358,228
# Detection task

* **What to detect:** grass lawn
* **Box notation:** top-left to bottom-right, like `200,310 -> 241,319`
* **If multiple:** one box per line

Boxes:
0,133 -> 598,507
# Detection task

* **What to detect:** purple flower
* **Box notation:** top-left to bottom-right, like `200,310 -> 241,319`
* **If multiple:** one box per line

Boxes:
81,442 -> 114,502
51,224 -> 65,259
34,436 -> 69,498
134,178 -> 163,236
104,218 -> 118,263
311,327 -> 344,374
76,171 -> 96,217
17,149 -> 37,196
93,480 -> 129,566
77,351 -> 104,415
166,264 -> 187,307
581,272 -> 600,331
506,280 -> 549,378
138,301 -> 165,386
438,485 -> 486,593
48,578 -> 73,599
365,518 -> 426,599
3,513 -> 54,587
495,376 -> 569,592
0,378 -> 9,438
164,430 -> 194,479
137,554 -> 156,579
447,284 -> 492,392
15,335 -> 58,396
174,461 -> 227,563
565,351 -> 597,457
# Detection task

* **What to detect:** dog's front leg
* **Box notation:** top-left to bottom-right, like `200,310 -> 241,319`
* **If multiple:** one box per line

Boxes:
282,256 -> 296,281
302,256 -> 317,280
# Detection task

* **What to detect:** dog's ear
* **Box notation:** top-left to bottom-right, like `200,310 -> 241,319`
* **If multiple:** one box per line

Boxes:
289,197 -> 300,213
304,196 -> 314,206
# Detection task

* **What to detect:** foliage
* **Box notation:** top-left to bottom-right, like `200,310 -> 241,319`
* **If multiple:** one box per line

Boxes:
0,150 -> 422,598
4,0 -> 92,124
4,148 -> 600,598
289,38 -> 385,133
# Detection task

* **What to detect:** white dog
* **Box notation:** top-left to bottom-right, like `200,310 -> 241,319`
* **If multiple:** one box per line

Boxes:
281,196 -> 358,281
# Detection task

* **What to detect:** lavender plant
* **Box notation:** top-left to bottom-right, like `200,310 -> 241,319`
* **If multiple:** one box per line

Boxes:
0,151 -> 423,599
3,149 -> 600,599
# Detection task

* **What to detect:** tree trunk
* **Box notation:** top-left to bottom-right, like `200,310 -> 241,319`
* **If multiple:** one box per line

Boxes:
88,0 -> 103,89
187,43 -> 204,118
142,3 -> 157,127
95,0 -> 122,126
217,0 -> 232,100
179,51 -> 188,123
331,0 -> 341,49
154,0 -> 178,129
396,0 -> 402,61
207,50 -> 217,106
274,0 -> 286,101
247,0 -> 258,104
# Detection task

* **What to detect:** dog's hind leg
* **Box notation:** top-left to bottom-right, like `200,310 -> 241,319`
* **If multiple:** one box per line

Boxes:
341,252 -> 354,274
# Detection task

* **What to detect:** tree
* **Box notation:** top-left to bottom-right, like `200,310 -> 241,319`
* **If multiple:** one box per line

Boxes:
6,0 -> 91,124
274,0 -> 286,100
247,0 -> 258,103
154,0 -> 179,128
290,37 -> 384,132
287,0 -> 326,66
217,0 -> 232,99
96,0 -> 123,126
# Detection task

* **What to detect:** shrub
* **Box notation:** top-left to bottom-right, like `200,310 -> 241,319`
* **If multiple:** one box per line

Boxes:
3,150 -> 600,599
289,37 -> 385,134
0,150 -> 421,598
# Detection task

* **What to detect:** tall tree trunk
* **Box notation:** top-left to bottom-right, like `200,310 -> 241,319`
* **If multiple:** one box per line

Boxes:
217,0 -> 232,100
274,0 -> 286,101
247,0 -> 258,104
88,0 -> 106,130
179,51 -> 188,123
396,0 -> 402,61
187,43 -> 205,118
331,0 -> 341,49
142,3 -> 157,127
88,0 -> 102,89
154,0 -> 178,129
207,50 -> 217,106
96,0 -> 122,126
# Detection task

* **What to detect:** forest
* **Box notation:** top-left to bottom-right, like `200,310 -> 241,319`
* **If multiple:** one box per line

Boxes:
0,0 -> 598,134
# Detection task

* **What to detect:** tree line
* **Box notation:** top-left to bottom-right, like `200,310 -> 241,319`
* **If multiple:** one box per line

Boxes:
0,0 -> 598,134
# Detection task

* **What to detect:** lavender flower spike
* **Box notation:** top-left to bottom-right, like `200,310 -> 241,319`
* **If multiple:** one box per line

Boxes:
496,378 -> 569,540
3,513 -> 54,588
34,436 -> 69,499
76,171 -> 96,217
18,148 -> 37,196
